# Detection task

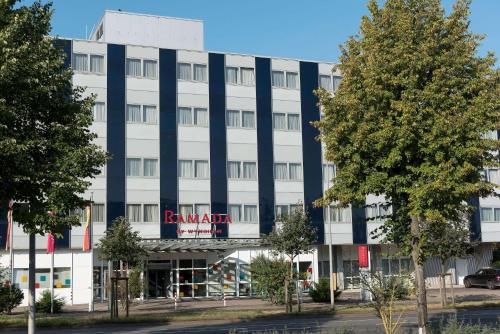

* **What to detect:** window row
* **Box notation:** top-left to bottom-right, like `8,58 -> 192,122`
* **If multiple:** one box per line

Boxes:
319,74 -> 342,92
92,102 -> 106,122
381,258 -> 413,277
227,110 -> 256,129
228,161 -> 257,179
275,204 -> 303,220
325,205 -> 352,223
323,164 -> 337,183
126,204 -> 159,222
178,63 -> 207,82
178,107 -> 208,126
126,158 -> 159,177
481,168 -> 500,185
126,104 -> 158,124
272,71 -> 298,89
126,58 -> 158,79
228,204 -> 258,222
226,67 -> 255,85
274,163 -> 302,181
272,112 -> 300,131
178,160 -> 209,179
480,207 -> 500,223
74,204 -> 105,223
366,203 -> 393,221
73,53 -> 104,74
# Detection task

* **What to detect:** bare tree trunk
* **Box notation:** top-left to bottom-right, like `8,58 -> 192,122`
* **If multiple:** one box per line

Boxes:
28,233 -> 36,334
440,260 -> 447,307
289,260 -> 294,313
411,216 -> 428,334
284,278 -> 289,313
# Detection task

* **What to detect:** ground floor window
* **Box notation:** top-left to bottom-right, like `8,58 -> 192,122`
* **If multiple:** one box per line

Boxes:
343,260 -> 360,289
14,268 -> 71,289
381,257 -> 413,277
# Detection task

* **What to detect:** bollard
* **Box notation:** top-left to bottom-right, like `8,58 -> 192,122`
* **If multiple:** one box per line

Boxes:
223,292 -> 227,307
173,293 -> 177,310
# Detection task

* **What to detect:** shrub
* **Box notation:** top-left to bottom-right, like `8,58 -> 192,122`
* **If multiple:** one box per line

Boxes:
0,283 -> 24,314
308,277 -> 342,303
128,267 -> 143,299
36,290 -> 65,313
250,255 -> 293,304
435,317 -> 500,334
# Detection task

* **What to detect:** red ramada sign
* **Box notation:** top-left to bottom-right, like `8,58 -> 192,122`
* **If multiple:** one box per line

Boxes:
163,210 -> 232,236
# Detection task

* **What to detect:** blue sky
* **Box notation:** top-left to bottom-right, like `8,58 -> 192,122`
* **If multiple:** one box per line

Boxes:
39,0 -> 500,63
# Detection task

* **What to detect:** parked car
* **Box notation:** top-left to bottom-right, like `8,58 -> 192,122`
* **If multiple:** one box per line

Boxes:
464,268 -> 500,290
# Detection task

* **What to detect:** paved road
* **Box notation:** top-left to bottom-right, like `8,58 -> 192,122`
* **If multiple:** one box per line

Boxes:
6,307 -> 500,334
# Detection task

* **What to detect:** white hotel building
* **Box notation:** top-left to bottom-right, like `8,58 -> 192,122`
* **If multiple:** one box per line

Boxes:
1,11 -> 498,305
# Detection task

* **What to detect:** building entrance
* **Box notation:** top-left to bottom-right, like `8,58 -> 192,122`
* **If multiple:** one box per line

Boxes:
147,260 -> 174,298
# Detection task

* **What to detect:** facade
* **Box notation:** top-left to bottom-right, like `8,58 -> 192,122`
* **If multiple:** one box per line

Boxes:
1,11 -> 498,305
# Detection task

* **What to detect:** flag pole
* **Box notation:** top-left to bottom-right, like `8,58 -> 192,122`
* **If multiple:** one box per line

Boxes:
89,193 -> 94,312
50,248 -> 54,314
8,200 -> 14,287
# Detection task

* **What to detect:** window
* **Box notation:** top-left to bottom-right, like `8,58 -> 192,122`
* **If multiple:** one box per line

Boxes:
275,205 -> 289,220
193,64 -> 207,82
382,258 -> 413,276
482,130 -> 498,140
92,102 -> 106,122
225,67 -> 238,84
366,203 -> 393,221
272,71 -> 285,87
143,159 -> 158,177
244,205 -> 258,222
178,160 -> 193,178
487,169 -> 500,185
179,204 -> 193,217
126,104 -> 141,123
92,204 -> 104,222
144,204 -> 159,222
53,268 -> 71,288
480,207 -> 500,223
90,55 -> 104,73
241,111 -> 255,128
333,76 -> 342,90
178,107 -> 208,126
323,164 -> 336,183
126,158 -> 141,176
73,54 -> 88,72
229,205 -> 241,222
194,108 -> 208,126
287,114 -> 300,130
289,163 -> 302,180
227,161 -> 241,179
194,160 -> 209,178
126,58 -> 141,77
226,110 -> 240,127
241,68 -> 255,85
328,206 -> 351,223
273,113 -> 287,130
143,60 -> 157,79
274,163 -> 288,180
319,75 -> 332,91
143,105 -> 157,124
127,204 -> 141,222
178,63 -> 192,80
243,162 -> 257,179
195,204 -> 209,217
178,107 -> 192,125
290,204 -> 302,214
286,72 -> 298,89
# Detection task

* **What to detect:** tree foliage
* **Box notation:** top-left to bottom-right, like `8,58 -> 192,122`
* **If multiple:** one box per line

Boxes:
250,255 -> 291,304
97,217 -> 147,268
0,0 -> 108,235
314,0 -> 499,260
0,283 -> 23,314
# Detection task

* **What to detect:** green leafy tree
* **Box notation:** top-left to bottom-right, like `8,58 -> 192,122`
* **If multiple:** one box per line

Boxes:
0,1 -> 107,332
250,255 -> 291,304
267,205 -> 317,312
0,283 -> 23,314
314,0 -> 499,332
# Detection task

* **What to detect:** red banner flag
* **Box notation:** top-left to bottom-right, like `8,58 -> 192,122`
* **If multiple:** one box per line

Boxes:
5,200 -> 13,251
83,205 -> 91,252
358,245 -> 369,268
47,233 -> 55,254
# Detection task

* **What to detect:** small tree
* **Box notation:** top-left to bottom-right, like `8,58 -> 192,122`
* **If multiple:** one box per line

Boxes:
98,217 -> 147,315
35,290 -> 64,314
267,205 -> 317,312
361,272 -> 411,334
424,219 -> 473,306
250,255 -> 291,304
0,283 -> 23,314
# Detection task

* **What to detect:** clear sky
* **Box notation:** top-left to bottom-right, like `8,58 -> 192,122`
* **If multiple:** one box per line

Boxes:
31,0 -> 500,63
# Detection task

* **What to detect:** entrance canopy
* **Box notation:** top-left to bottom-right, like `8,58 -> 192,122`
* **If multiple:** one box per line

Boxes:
141,238 -> 265,253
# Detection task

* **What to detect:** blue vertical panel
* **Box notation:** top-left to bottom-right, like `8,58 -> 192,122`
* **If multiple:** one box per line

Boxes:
255,57 -> 275,236
208,53 -> 228,238
299,62 -> 324,243
468,197 -> 482,241
54,38 -> 73,248
352,205 -> 367,244
106,44 -> 126,229
0,205 -> 7,249
159,49 -> 178,239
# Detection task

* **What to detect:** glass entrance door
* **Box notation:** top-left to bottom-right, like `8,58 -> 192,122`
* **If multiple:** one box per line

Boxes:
148,269 -> 171,298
